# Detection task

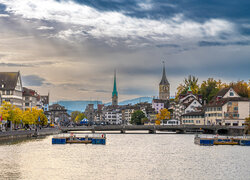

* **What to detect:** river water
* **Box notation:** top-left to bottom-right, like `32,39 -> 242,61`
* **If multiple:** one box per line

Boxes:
0,132 -> 250,180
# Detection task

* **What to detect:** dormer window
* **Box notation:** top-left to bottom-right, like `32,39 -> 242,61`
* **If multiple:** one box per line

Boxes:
230,92 -> 234,96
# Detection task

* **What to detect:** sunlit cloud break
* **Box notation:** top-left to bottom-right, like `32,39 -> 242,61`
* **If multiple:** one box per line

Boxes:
0,0 -> 234,43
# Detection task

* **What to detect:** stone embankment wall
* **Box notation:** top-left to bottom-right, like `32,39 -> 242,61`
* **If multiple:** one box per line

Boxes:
0,128 -> 61,141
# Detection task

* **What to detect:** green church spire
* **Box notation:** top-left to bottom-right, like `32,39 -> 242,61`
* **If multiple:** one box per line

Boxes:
112,69 -> 118,97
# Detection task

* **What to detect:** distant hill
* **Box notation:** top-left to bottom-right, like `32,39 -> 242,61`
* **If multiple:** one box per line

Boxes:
117,97 -> 153,105
53,97 -> 153,113
55,100 -> 102,113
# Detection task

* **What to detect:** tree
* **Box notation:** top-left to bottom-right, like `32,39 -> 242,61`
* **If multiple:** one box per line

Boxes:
34,109 -> 48,126
176,75 -> 199,99
200,78 -> 219,103
71,111 -> 81,122
0,101 -> 23,129
130,110 -> 145,125
156,108 -> 171,125
12,108 -> 23,127
23,108 -> 35,125
141,117 -> 149,124
245,116 -> 250,134
229,80 -> 249,98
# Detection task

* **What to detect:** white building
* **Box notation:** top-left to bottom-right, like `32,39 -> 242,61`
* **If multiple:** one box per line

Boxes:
181,111 -> 205,125
172,89 -> 202,120
205,87 -> 250,126
152,99 -> 167,113
104,109 -> 122,125
0,72 -> 23,109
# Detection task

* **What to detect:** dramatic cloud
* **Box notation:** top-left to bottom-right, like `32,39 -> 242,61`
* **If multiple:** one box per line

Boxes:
0,0 -> 249,102
22,75 -> 47,86
0,0 -> 235,46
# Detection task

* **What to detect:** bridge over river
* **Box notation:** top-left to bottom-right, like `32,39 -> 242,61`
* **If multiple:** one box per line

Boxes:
61,125 -> 245,135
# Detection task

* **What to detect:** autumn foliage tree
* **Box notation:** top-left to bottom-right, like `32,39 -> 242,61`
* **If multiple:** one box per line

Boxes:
245,116 -> 250,134
176,75 -> 199,100
0,101 -> 23,128
156,108 -> 171,125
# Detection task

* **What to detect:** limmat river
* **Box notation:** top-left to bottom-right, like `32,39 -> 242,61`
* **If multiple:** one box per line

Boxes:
0,132 -> 250,180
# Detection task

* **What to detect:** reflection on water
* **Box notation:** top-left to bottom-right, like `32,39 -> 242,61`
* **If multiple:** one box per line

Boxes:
0,133 -> 250,180
0,136 -> 46,146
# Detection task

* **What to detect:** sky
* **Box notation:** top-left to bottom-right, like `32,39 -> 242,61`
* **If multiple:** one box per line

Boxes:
0,0 -> 249,103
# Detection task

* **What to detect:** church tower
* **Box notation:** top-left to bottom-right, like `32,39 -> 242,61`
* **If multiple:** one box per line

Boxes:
112,69 -> 118,105
159,62 -> 170,100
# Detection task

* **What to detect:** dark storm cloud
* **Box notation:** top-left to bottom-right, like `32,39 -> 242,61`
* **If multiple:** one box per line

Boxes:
156,44 -> 180,48
119,59 -> 250,80
198,41 -> 250,47
70,0 -> 250,21
22,75 -> 47,86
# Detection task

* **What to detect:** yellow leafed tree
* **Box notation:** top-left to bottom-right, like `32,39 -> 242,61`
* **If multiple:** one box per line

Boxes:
156,108 -> 171,125
23,108 -> 35,125
12,108 -> 23,126
0,101 -> 23,128
0,101 -> 14,121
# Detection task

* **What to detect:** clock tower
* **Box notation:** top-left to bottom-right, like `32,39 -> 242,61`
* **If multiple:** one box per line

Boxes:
159,62 -> 170,100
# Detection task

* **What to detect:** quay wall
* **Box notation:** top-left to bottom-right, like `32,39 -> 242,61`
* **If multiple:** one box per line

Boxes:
0,128 -> 61,141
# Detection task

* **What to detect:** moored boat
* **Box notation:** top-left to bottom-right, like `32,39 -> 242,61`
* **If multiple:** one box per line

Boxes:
194,134 -> 250,146
52,133 -> 106,145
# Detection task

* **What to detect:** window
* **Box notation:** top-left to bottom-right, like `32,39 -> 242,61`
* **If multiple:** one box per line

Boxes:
25,103 -> 30,106
6,91 -> 10,95
228,102 -> 232,106
234,107 -> 238,111
217,107 -> 222,111
230,92 -> 234,96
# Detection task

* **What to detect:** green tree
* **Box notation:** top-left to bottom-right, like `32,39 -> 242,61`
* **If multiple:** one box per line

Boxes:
141,117 -> 149,124
130,110 -> 145,125
200,78 -> 219,103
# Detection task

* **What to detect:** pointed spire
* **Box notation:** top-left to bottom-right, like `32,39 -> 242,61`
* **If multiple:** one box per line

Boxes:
159,61 -> 169,85
112,69 -> 118,97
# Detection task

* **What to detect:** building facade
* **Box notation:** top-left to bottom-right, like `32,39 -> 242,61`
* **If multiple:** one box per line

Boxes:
181,111 -> 205,125
205,88 -> 249,126
0,72 -> 23,109
171,90 -> 202,120
22,87 -> 40,110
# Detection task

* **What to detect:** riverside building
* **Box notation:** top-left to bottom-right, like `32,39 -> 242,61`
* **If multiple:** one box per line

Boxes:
205,87 -> 249,126
0,72 -> 23,109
